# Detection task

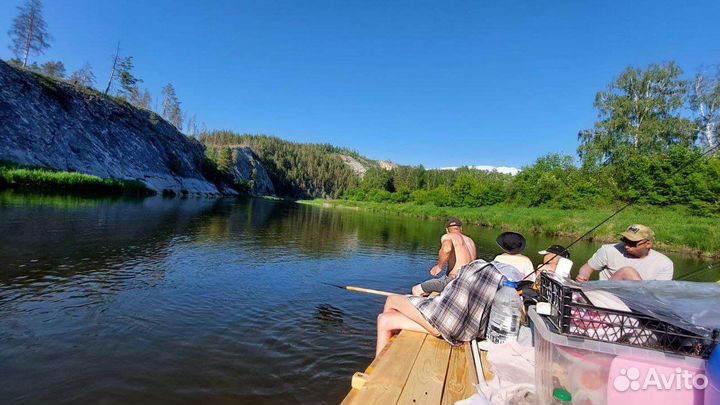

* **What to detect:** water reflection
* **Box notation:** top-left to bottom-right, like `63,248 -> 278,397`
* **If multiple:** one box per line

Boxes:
0,190 -> 714,405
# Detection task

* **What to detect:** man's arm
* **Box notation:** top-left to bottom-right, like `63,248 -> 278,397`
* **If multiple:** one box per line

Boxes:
657,261 -> 674,280
430,237 -> 453,276
576,263 -> 595,282
576,246 -> 607,282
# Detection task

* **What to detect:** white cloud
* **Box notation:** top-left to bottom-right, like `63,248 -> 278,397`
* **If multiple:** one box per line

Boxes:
435,165 -> 520,175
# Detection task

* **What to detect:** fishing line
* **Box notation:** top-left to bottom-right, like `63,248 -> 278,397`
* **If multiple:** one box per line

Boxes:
523,144 -> 720,281
676,261 -> 720,281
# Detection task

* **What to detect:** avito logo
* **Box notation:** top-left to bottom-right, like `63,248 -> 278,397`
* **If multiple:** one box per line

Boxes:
613,367 -> 708,392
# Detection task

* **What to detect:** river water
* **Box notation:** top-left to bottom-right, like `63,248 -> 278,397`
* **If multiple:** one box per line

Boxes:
0,191 -> 713,404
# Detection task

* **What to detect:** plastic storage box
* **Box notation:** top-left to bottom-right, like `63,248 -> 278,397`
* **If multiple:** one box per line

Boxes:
539,272 -> 718,358
529,308 -> 707,405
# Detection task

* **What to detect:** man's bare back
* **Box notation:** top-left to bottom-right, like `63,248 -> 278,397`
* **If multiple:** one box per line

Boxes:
412,218 -> 478,296
442,232 -> 477,277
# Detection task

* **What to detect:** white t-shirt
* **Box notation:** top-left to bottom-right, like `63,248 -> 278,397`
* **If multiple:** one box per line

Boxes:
587,243 -> 674,280
493,253 -> 535,281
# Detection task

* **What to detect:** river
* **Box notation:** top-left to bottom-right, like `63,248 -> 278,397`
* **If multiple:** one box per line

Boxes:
0,191 -> 713,404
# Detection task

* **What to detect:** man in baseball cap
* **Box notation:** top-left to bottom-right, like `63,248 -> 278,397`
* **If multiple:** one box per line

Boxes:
411,217 -> 478,296
576,224 -> 673,282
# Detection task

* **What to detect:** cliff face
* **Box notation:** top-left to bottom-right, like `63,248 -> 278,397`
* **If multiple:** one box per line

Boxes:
0,60 -> 219,195
230,147 -> 275,196
339,154 -> 398,178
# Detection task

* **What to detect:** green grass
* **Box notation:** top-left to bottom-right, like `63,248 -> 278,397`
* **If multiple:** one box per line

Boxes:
299,199 -> 720,258
0,163 -> 152,196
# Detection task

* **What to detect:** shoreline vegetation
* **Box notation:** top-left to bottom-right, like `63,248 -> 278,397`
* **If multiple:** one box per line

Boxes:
298,199 -> 720,258
0,163 -> 152,196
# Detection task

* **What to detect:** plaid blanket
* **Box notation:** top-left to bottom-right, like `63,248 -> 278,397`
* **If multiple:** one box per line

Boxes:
409,260 -> 519,345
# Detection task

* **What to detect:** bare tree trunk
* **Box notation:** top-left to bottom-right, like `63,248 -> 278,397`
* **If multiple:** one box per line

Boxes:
706,122 -> 718,151
22,7 -> 36,67
104,43 -> 120,95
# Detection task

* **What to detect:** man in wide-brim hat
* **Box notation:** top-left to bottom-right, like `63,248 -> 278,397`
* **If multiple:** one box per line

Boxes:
492,231 -> 535,280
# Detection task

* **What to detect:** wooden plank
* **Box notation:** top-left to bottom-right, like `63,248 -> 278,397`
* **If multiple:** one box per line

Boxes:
479,351 -> 495,382
396,336 -> 452,405
342,331 -> 427,405
340,334 -> 398,405
440,343 -> 478,405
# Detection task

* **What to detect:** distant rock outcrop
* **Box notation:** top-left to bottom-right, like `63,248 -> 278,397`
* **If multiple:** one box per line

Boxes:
339,155 -> 369,177
0,60 -> 219,195
230,146 -> 275,196
377,160 -> 398,170
339,155 -> 398,178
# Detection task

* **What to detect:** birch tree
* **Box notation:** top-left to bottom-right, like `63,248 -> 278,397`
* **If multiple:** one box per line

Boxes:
689,68 -> 720,153
578,62 -> 695,166
104,43 -> 121,95
7,0 -> 51,67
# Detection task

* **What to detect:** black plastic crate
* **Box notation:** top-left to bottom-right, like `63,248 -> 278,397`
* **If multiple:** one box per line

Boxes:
538,272 -> 719,358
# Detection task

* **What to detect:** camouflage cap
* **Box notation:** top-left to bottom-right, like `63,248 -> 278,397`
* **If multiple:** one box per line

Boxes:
621,224 -> 656,242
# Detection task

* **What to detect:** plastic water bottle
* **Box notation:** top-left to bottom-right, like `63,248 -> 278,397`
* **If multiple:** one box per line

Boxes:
487,280 -> 522,344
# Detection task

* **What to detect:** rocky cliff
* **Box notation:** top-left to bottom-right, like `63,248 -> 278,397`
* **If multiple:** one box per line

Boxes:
0,60 -> 219,195
339,154 -> 398,178
228,146 -> 275,196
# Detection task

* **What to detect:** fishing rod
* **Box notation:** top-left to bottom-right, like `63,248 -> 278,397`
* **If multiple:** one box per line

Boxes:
676,261 -> 720,282
523,144 -> 720,281
321,282 -> 400,297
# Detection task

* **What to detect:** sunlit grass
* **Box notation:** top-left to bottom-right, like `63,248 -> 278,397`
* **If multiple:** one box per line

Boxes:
0,163 -> 151,196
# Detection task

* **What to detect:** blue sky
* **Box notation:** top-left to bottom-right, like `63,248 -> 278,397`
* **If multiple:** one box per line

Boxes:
1,1 -> 718,168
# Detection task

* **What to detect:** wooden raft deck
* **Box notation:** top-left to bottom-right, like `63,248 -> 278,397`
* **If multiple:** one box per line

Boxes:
341,331 -> 478,405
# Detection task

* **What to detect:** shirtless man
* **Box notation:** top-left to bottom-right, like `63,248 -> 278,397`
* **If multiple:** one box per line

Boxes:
411,218 -> 477,296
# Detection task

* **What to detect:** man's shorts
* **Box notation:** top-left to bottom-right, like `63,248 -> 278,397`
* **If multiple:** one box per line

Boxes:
419,275 -> 454,294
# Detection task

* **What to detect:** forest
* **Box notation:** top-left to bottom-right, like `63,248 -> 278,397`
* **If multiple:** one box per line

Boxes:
345,62 -> 720,217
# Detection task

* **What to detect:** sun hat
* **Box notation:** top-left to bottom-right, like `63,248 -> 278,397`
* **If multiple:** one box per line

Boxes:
446,217 -> 463,228
496,231 -> 526,254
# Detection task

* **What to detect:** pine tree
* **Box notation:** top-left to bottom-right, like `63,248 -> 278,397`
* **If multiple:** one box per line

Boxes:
116,56 -> 141,99
161,83 -> 183,130
39,60 -> 64,78
7,0 -> 51,67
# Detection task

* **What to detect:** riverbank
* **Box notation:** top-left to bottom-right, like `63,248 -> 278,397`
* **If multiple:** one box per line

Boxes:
299,199 -> 720,258
0,163 -> 152,196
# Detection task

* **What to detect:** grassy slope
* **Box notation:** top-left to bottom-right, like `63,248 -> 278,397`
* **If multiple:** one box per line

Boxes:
299,199 -> 720,257
0,163 -> 151,195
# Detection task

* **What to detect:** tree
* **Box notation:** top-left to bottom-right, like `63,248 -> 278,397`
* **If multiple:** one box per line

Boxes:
104,42 -> 120,95
217,147 -> 234,174
139,89 -> 152,109
578,62 -> 696,166
116,56 -> 141,99
161,83 -> 183,130
69,63 -> 96,87
7,0 -> 51,67
39,60 -> 64,78
689,68 -> 720,153
186,114 -> 198,136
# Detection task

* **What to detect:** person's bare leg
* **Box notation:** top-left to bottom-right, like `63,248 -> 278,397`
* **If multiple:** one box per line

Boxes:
611,266 -> 642,280
411,284 -> 425,297
376,295 -> 442,356
376,312 -> 434,356
383,295 -> 440,334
